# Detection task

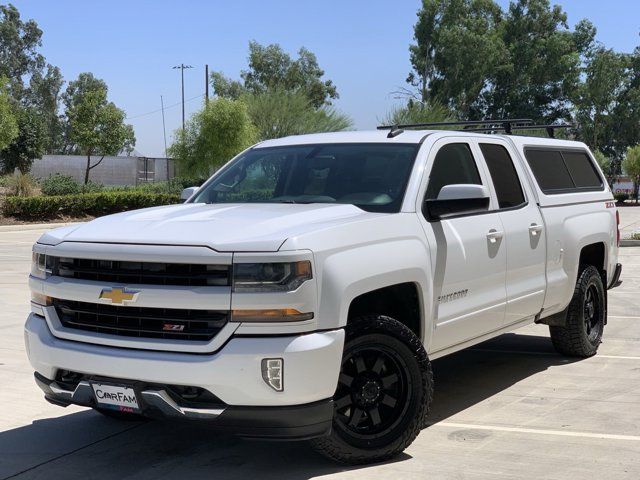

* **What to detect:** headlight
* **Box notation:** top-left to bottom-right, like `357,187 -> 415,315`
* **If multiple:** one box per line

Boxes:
31,252 -> 51,280
233,261 -> 312,292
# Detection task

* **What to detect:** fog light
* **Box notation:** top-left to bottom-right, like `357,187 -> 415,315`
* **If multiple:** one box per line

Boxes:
261,358 -> 283,392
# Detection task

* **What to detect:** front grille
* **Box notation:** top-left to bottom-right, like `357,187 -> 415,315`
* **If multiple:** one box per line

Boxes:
54,299 -> 229,341
50,257 -> 230,287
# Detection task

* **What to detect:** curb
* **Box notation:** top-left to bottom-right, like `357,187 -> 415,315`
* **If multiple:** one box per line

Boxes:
0,222 -> 79,232
621,239 -> 640,247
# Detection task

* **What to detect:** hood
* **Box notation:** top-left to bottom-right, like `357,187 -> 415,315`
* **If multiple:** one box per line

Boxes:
38,203 -> 381,252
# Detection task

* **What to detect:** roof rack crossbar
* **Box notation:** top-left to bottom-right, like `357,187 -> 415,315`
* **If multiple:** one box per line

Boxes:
377,118 -> 534,130
451,123 -> 574,138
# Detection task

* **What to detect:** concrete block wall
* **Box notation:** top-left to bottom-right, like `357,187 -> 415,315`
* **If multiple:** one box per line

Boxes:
30,155 -> 174,186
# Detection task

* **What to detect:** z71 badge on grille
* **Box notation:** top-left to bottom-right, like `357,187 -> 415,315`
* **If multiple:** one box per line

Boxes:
99,287 -> 140,305
163,323 -> 185,332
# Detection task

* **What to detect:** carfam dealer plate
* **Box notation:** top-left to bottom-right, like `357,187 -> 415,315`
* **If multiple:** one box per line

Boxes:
91,383 -> 140,413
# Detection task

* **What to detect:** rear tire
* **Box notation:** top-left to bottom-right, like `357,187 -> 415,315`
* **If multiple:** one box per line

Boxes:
311,315 -> 433,464
549,265 -> 605,357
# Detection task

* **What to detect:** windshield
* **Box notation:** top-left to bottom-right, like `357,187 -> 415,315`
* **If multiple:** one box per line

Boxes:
191,143 -> 419,213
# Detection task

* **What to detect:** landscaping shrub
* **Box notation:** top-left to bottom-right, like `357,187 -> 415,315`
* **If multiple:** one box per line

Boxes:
173,176 -> 210,189
41,174 -> 105,196
3,191 -> 180,220
41,174 -> 81,196
97,178 -> 208,196
5,172 -> 37,197
82,181 -> 104,194
222,189 -> 273,202
614,192 -> 630,203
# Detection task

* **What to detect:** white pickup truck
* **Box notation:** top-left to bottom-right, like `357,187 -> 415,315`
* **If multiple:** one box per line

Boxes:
26,122 -> 622,464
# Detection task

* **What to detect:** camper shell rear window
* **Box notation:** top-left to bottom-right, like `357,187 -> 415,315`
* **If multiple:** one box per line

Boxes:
524,148 -> 604,194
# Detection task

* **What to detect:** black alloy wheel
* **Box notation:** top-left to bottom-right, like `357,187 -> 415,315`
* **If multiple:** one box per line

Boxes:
583,284 -> 602,344
550,264 -> 606,357
334,343 -> 410,439
311,315 -> 433,464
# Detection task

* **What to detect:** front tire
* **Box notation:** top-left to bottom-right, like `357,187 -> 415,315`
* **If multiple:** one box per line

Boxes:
549,265 -> 605,357
311,315 -> 433,464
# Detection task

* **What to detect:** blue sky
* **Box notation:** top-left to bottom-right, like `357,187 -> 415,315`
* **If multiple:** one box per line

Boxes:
10,0 -> 640,157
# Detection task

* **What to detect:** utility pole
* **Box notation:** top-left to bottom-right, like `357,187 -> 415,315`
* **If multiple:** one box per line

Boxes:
172,63 -> 193,132
160,95 -> 168,157
205,64 -> 209,104
160,95 -> 170,179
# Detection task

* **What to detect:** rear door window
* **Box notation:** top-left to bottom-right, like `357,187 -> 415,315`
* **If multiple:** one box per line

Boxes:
480,143 -> 526,208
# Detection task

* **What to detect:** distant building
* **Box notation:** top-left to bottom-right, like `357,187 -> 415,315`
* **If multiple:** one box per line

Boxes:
613,176 -> 634,195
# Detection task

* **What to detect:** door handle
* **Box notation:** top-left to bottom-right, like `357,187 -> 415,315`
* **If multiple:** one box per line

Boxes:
486,229 -> 504,244
529,224 -> 543,237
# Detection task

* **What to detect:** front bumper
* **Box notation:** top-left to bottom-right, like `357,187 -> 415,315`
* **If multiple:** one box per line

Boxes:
34,372 -> 333,440
25,312 -> 343,409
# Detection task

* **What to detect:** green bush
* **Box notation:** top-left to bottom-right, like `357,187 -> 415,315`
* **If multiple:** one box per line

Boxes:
3,191 -> 180,220
41,174 -> 81,196
82,181 -> 104,194
5,172 -> 38,197
222,189 -> 273,202
614,192 -> 629,203
40,174 -> 106,196
173,176 -> 210,189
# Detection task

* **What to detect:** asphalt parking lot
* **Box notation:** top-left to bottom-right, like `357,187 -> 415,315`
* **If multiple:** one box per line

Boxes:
1,225 -> 639,479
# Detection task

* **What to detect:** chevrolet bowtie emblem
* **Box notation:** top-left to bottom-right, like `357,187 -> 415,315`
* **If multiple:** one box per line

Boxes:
99,287 -> 140,305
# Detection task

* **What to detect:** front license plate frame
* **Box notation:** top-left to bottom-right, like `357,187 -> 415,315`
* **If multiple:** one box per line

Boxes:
91,382 -> 141,413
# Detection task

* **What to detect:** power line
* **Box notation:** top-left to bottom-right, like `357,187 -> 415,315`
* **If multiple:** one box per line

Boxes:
125,93 -> 204,121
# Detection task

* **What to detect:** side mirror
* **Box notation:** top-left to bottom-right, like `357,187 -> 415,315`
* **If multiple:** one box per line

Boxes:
424,184 -> 490,221
181,186 -> 199,202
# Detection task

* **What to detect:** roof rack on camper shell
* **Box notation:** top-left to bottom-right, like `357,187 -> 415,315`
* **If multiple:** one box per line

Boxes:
377,118 -> 573,139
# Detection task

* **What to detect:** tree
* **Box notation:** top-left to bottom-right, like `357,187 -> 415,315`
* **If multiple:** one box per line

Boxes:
407,0 -> 592,122
0,4 -> 45,100
383,99 -> 454,126
407,0 -> 504,118
573,47 -> 627,156
168,98 -> 256,177
486,0 -> 589,122
593,150 -> 614,186
244,89 -> 352,141
212,41 -> 338,108
0,5 -> 66,153
64,73 -> 135,183
26,64 -> 64,153
0,79 -> 18,155
623,145 -> 640,203
0,106 -> 45,174
603,46 -> 640,166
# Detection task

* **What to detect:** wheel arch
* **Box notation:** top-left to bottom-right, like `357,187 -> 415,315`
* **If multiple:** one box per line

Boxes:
347,283 -> 423,340
315,239 -> 432,345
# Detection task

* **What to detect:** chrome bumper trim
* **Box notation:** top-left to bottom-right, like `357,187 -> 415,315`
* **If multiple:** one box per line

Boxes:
37,377 -> 226,419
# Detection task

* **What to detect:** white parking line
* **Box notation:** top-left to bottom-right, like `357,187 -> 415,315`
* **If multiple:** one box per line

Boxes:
469,348 -> 640,360
430,421 -> 640,442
